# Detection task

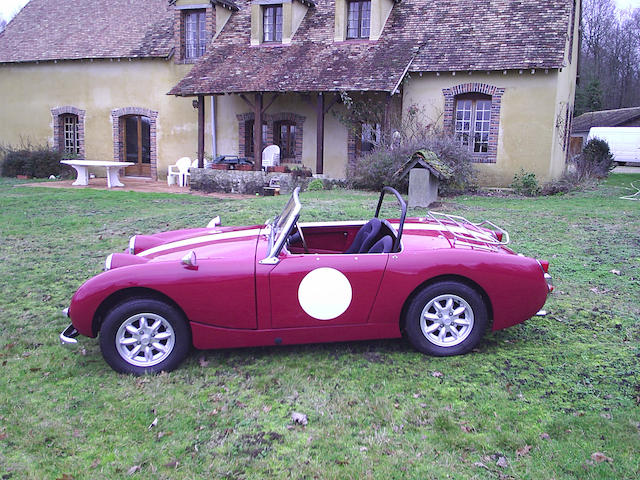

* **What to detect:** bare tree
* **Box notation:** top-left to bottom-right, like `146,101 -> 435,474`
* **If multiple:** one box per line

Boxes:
577,0 -> 640,114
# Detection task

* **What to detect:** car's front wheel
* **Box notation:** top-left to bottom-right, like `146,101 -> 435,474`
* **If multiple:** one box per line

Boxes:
99,298 -> 191,374
404,281 -> 488,356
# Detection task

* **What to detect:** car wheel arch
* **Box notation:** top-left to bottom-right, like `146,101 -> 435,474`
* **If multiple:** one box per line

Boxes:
399,274 -> 493,334
92,287 -> 190,337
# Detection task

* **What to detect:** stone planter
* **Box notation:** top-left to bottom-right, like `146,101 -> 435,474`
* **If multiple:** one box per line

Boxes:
233,164 -> 254,171
267,166 -> 287,173
211,164 -> 229,170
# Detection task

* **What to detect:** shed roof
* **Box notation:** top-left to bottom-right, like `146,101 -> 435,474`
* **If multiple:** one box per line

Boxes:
170,0 -> 575,96
0,0 -> 174,63
572,107 -> 640,134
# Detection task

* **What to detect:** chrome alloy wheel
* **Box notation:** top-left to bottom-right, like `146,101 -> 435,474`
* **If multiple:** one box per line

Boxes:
115,313 -> 176,367
420,294 -> 475,347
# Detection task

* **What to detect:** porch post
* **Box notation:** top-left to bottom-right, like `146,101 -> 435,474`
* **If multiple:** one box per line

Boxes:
197,95 -> 205,168
316,92 -> 324,174
254,92 -> 263,170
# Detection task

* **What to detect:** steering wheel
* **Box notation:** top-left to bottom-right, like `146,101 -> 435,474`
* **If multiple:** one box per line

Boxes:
295,222 -> 309,253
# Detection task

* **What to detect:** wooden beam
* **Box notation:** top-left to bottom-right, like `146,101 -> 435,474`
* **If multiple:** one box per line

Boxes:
239,94 -> 254,109
324,94 -> 339,114
316,92 -> 324,174
197,95 -> 205,168
254,93 -> 263,170
262,93 -> 280,114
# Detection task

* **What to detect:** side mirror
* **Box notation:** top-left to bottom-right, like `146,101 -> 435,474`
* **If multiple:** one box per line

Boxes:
207,216 -> 221,228
181,250 -> 198,270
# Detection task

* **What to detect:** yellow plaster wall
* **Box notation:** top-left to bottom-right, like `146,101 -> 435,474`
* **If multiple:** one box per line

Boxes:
403,71 -> 564,186
0,59 -> 206,179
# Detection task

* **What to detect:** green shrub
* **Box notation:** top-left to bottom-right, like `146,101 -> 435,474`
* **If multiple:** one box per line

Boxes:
0,143 -> 68,178
575,138 -> 614,180
346,134 -> 476,195
307,178 -> 324,191
511,169 -> 541,196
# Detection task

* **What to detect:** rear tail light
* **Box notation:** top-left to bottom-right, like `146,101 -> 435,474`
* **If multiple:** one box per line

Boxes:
539,260 -> 549,273
494,231 -> 504,242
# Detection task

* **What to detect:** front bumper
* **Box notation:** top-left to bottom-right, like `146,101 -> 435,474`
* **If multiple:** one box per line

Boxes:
59,308 -> 79,345
60,324 -> 79,345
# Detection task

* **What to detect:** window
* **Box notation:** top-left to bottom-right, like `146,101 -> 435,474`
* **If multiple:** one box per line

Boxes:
184,10 -> 207,59
455,96 -> 491,153
275,121 -> 296,159
245,120 -> 268,156
61,114 -> 80,155
263,5 -> 283,43
347,0 -> 371,39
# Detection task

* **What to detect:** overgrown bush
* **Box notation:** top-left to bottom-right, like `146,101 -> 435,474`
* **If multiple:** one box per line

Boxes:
307,178 -> 324,191
0,143 -> 69,178
574,138 -> 615,180
346,134 -> 476,195
511,169 -> 541,196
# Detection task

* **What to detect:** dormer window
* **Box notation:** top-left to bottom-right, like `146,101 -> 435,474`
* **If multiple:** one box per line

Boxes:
347,0 -> 371,39
263,5 -> 283,43
184,10 -> 207,59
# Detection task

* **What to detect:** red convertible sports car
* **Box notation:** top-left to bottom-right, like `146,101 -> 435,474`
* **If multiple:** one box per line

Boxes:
60,187 -> 552,375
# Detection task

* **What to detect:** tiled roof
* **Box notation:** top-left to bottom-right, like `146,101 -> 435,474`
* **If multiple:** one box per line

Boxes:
0,0 -> 174,63
409,0 -> 572,72
572,107 -> 640,133
170,0 -> 574,96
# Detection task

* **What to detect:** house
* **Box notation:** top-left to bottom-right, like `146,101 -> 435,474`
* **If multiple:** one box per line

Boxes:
0,0 -> 580,186
570,107 -> 640,156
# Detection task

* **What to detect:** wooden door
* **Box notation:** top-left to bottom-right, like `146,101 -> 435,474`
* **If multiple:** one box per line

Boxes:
122,115 -> 151,177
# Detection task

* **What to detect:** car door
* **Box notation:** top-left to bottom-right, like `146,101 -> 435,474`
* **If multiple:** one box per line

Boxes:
268,252 -> 389,328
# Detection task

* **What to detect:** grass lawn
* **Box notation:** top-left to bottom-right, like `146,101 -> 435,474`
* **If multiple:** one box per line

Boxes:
0,174 -> 638,479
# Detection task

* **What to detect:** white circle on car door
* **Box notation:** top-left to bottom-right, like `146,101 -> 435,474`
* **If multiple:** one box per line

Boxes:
298,267 -> 352,320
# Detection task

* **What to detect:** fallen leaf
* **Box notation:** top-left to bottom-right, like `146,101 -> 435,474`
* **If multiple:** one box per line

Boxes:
163,460 -> 179,468
90,459 -> 100,469
496,456 -> 508,468
517,445 -> 532,457
56,475 -> 74,480
460,424 -> 473,433
539,432 -> 550,440
432,371 -> 443,378
42,295 -> 52,302
591,452 -> 613,463
413,393 -> 420,398
359,446 -> 368,452
474,462 -> 488,469
127,465 -> 141,475
0,432 -> 8,440
291,412 -> 308,426
610,269 -> 621,276
262,405 -> 272,413
148,417 -> 158,430
198,356 -> 209,367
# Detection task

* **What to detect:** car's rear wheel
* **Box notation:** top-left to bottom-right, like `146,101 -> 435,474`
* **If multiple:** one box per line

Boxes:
404,281 -> 488,356
99,298 -> 191,374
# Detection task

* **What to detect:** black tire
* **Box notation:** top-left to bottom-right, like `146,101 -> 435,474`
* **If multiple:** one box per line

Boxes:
404,281 -> 488,356
99,298 -> 191,374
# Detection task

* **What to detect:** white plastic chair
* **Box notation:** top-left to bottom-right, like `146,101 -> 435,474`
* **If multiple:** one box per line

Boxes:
262,145 -> 280,169
167,157 -> 192,187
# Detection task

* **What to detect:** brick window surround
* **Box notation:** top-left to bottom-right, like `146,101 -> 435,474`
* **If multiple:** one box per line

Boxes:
51,106 -> 85,158
443,83 -> 504,164
236,112 -> 305,163
111,107 -> 158,180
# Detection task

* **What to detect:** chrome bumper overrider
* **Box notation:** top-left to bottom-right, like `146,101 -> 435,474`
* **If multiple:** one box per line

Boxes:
60,308 -> 79,345
60,324 -> 79,345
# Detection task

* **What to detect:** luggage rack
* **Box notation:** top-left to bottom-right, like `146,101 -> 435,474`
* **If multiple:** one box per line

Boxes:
422,211 -> 510,249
